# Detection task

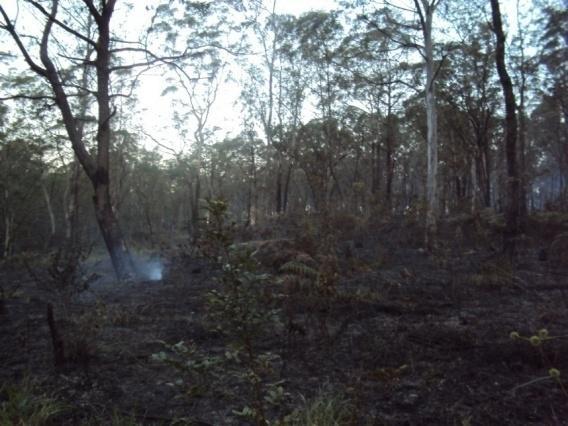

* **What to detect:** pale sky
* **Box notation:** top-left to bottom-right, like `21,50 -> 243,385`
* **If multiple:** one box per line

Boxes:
274,0 -> 338,14
1,0 -> 530,157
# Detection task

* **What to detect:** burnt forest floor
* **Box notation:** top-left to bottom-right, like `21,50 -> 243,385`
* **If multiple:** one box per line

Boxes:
1,221 -> 568,425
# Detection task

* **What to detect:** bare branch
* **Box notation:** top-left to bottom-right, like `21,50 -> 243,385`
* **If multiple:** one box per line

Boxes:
25,0 -> 97,48
0,93 -> 55,102
0,6 -> 47,76
138,128 -> 179,156
413,0 -> 427,33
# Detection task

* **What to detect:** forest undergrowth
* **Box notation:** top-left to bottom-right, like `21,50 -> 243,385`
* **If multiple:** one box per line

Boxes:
1,209 -> 567,425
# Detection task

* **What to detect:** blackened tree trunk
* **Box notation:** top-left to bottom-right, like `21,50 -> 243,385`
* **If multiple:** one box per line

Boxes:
490,0 -> 520,254
92,3 -> 134,278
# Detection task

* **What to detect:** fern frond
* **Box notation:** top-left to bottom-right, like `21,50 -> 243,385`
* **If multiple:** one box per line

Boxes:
280,261 -> 319,279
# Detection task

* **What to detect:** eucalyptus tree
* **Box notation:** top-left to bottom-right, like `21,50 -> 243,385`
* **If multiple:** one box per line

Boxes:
148,0 -> 244,236
510,5 -> 532,218
291,118 -> 355,212
412,0 -> 442,247
242,10 -> 348,215
268,14 -> 308,214
340,6 -> 413,213
537,4 -> 568,205
290,11 -> 355,212
529,94 -> 567,208
440,23 -> 500,211
0,0 -> 244,277
163,64 -> 222,241
1,1 -> 145,278
248,1 -> 284,214
490,0 -> 520,253
345,0 -> 443,246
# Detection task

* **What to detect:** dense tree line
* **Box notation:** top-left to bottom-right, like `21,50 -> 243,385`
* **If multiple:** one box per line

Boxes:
0,0 -> 566,274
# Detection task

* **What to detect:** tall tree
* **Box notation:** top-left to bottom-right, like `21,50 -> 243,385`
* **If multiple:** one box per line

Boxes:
490,0 -> 520,253
413,0 -> 442,248
0,1 -> 139,278
349,0 -> 443,243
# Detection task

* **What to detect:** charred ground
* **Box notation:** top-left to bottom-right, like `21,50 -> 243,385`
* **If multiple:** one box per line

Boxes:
1,212 -> 567,425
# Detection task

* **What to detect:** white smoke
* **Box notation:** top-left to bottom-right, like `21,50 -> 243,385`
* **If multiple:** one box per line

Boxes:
133,254 -> 164,281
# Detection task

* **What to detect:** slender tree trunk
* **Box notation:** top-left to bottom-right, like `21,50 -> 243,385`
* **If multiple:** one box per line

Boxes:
3,213 -> 12,258
372,141 -> 381,198
244,135 -> 258,225
518,87 -> 528,221
491,0 -> 520,255
425,15 -> 438,247
483,143 -> 491,208
283,163 -> 292,213
275,160 -> 283,214
64,157 -> 81,246
385,115 -> 395,214
384,85 -> 396,214
41,172 -> 56,247
189,169 -> 201,243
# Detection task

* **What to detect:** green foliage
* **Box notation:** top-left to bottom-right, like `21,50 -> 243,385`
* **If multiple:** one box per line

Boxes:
466,257 -> 513,288
283,388 -> 354,426
509,329 -> 568,398
280,261 -> 319,279
280,253 -> 339,298
0,378 -> 66,426
203,199 -> 284,424
152,341 -> 224,397
156,199 -> 285,425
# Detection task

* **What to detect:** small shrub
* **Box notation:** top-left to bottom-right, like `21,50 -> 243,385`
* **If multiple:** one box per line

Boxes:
0,378 -> 66,425
284,388 -> 354,426
467,257 -> 513,288
27,244 -> 105,368
156,199 -> 285,425
509,329 -> 568,398
152,340 -> 224,398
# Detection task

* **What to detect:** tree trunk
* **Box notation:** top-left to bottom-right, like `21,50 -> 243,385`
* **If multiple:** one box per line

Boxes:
275,161 -> 283,214
3,213 -> 13,258
425,11 -> 439,248
415,0 -> 440,249
41,174 -> 56,248
94,185 -> 134,278
482,142 -> 491,208
372,141 -> 381,199
491,0 -> 520,255
283,163 -> 292,213
518,86 -> 528,221
64,157 -> 81,246
190,170 -> 201,243
92,2 -> 135,278
385,115 -> 395,214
